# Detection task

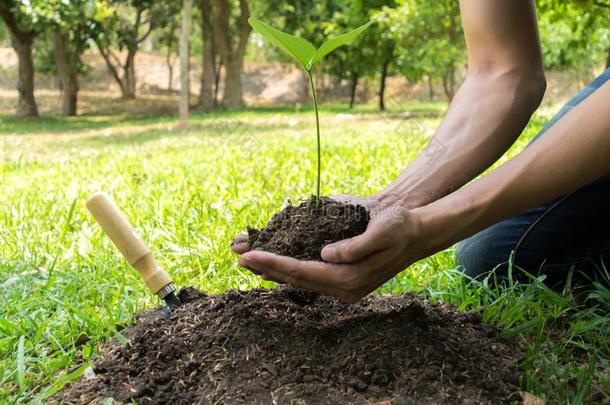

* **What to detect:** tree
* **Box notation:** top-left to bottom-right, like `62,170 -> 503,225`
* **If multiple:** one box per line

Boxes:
198,0 -> 219,109
254,0 -> 397,109
95,0 -> 178,99
50,1 -> 108,116
367,4 -> 398,110
316,1 -> 399,110
252,0 -> 343,104
388,0 -> 464,101
156,12 -> 180,91
0,0 -> 43,117
0,16 -> 8,44
53,32 -> 80,116
179,0 -> 193,129
320,2 -> 378,109
537,0 -> 610,74
212,0 -> 251,108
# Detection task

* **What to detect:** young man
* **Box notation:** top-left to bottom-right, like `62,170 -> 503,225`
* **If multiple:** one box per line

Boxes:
233,0 -> 610,303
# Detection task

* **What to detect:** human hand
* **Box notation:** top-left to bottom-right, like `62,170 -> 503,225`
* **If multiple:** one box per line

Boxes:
230,194 -> 379,255
234,197 -> 425,304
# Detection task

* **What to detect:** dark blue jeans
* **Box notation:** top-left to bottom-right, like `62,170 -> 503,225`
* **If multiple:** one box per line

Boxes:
456,68 -> 610,287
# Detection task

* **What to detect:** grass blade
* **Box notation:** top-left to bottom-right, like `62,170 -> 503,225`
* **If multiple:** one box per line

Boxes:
17,335 -> 26,389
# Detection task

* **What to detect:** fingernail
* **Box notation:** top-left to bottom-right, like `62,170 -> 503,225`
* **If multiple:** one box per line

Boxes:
323,246 -> 337,261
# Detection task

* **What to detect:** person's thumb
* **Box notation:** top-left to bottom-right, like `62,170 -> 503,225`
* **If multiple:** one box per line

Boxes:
321,224 -> 388,263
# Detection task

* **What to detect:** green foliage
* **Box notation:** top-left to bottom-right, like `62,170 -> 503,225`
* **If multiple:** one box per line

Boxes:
249,17 -> 375,72
256,0 -> 343,56
536,0 -> 609,72
324,2 -> 397,76
249,16 -> 374,201
34,0 -> 110,76
387,0 -> 464,96
0,20 -> 7,44
153,8 -> 181,54
250,1 -> 395,100
95,0 -> 179,52
309,19 -> 376,68
248,18 -> 316,70
2,0 -> 52,34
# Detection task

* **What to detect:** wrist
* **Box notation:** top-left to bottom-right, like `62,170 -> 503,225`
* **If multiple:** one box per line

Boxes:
411,189 -> 485,256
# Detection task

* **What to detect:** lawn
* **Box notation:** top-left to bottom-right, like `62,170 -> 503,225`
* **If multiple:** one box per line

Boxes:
1,102 -> 609,404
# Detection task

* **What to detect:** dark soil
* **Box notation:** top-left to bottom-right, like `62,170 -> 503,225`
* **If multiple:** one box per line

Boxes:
248,196 -> 369,260
54,287 -> 523,404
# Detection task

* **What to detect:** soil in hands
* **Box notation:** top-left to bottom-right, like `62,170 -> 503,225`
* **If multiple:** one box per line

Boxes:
54,287 -> 523,404
248,196 -> 370,260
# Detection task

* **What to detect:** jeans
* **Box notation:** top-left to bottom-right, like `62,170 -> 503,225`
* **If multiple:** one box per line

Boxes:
456,68 -> 610,286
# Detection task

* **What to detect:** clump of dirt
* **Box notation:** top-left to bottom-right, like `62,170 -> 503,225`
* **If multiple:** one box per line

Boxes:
54,287 -> 523,404
249,196 -> 370,260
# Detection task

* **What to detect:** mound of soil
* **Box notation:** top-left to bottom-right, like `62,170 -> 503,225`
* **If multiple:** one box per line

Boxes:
54,287 -> 522,404
249,197 -> 369,260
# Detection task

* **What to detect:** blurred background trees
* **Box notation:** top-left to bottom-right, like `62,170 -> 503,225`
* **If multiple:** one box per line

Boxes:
0,0 -> 46,117
387,0 -> 464,101
537,0 -> 610,72
50,0 -> 110,115
94,0 -> 180,100
0,0 -> 608,117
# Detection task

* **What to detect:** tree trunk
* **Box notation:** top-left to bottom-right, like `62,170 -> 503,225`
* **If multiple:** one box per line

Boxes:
179,0 -> 193,130
213,0 -> 251,109
122,50 -> 137,99
379,59 -> 390,111
96,40 -> 126,96
214,60 -> 222,105
0,4 -> 39,117
223,57 -> 244,108
300,69 -> 310,104
349,73 -> 359,109
427,74 -> 434,101
95,5 -> 153,100
442,64 -> 456,101
606,46 -> 610,69
166,48 -> 174,91
54,32 -> 79,116
442,68 -> 450,100
11,33 -> 38,117
444,4 -> 458,102
199,0 -> 217,109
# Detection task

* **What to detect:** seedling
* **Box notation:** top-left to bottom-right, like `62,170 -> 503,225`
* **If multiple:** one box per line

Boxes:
249,17 -> 375,205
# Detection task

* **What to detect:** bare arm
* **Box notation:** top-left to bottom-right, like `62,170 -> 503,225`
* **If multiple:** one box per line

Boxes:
415,80 -> 610,255
378,0 -> 546,209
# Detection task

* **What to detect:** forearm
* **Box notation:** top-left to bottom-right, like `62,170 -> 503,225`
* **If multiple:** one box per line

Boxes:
414,80 -> 610,256
377,69 -> 545,209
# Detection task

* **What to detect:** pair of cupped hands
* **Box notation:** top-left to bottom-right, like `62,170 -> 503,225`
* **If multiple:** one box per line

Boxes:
231,195 -> 427,304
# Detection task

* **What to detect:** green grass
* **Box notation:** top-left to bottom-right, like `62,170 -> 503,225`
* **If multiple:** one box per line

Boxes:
1,102 -> 609,403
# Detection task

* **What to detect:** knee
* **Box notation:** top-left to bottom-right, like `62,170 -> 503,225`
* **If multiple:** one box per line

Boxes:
455,231 -> 513,280
455,237 -> 487,278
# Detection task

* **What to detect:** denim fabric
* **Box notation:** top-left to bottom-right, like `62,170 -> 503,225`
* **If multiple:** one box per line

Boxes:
456,68 -> 610,286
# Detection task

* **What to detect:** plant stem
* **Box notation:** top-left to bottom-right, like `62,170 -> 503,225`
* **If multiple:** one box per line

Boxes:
308,71 -> 321,206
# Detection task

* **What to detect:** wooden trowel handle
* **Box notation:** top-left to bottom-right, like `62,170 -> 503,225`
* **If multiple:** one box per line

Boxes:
86,192 -> 173,297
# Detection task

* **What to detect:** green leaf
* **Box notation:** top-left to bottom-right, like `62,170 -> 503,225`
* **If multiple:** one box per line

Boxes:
248,17 -> 316,71
17,335 -> 26,389
309,19 -> 377,69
